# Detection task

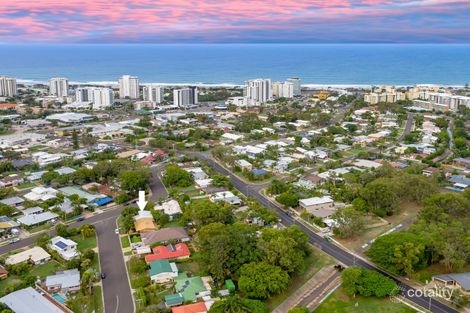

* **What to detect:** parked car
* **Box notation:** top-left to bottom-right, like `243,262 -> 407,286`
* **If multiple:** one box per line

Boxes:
101,272 -> 106,279
9,238 -> 20,244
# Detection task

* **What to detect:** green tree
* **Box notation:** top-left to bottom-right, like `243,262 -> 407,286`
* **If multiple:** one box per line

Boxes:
366,232 -> 428,275
196,223 -> 259,279
276,192 -> 300,208
341,267 -> 398,297
80,224 -> 96,239
186,199 -> 233,227
268,179 -> 288,195
119,170 -> 149,193
361,178 -> 398,216
331,206 -> 366,238
258,226 -> 310,274
162,165 -> 193,187
209,295 -> 269,313
238,262 -> 289,299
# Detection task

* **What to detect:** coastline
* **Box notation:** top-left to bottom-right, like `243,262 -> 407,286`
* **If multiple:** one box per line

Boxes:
17,79 -> 465,89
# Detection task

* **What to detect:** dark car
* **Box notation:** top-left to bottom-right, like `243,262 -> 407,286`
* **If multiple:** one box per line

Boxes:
100,272 -> 106,279
77,216 -> 85,222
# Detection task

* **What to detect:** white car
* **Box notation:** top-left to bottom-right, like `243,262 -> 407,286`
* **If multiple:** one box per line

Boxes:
114,228 -> 120,234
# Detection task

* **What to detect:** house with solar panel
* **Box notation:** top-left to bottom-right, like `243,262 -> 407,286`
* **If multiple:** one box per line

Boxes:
50,236 -> 79,260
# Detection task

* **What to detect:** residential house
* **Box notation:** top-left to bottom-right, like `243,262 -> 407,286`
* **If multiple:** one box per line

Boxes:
45,269 -> 80,293
6,246 -> 51,265
0,216 -> 20,235
295,175 -> 324,189
299,196 -> 335,218
353,159 -> 383,169
0,287 -> 70,313
0,265 -> 8,280
235,159 -> 252,171
210,191 -> 242,205
24,187 -> 58,202
145,243 -> 191,263
173,273 -> 209,302
154,200 -> 183,220
186,167 -> 209,180
447,175 -> 470,192
134,211 -> 157,233
140,227 -> 190,246
50,236 -> 79,260
17,211 -> 58,227
423,167 -> 440,177
149,260 -> 178,283
0,174 -> 24,188
433,273 -> 470,295
172,302 -> 209,313
0,196 -> 24,207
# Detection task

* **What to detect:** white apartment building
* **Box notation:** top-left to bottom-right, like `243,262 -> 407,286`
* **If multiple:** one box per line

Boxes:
75,87 -> 114,109
426,93 -> 470,112
287,77 -> 301,96
173,87 -> 198,107
245,78 -> 272,106
143,85 -> 164,103
119,75 -> 140,99
273,81 -> 294,98
0,76 -> 17,97
49,77 -> 69,98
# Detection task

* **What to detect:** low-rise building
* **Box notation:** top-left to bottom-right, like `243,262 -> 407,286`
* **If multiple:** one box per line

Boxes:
45,269 -> 81,293
154,200 -> 183,220
141,227 -> 190,246
134,211 -> 157,233
50,236 -> 79,260
299,196 -> 335,218
145,243 -> 191,263
210,191 -> 242,205
6,246 -> 51,265
149,260 -> 178,284
0,287 -> 71,313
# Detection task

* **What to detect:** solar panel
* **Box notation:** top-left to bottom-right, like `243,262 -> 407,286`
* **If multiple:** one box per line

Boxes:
55,241 -> 68,249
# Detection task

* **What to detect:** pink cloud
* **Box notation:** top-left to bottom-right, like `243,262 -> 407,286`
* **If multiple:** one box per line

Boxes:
0,0 -> 468,42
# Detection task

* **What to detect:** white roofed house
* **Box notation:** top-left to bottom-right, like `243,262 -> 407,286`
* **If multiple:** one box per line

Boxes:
0,287 -> 70,313
186,167 -> 209,180
50,236 -> 79,260
235,159 -> 253,171
6,246 -> 51,265
154,199 -> 183,221
210,191 -> 242,206
17,210 -> 59,227
24,186 -> 58,202
299,196 -> 336,219
221,133 -> 244,143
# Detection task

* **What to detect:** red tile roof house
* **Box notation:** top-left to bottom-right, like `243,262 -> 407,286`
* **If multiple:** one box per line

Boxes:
172,302 -> 208,313
145,243 -> 191,263
141,155 -> 157,165
153,149 -> 168,159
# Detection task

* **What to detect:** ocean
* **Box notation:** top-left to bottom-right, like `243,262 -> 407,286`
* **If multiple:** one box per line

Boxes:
1,44 -> 469,86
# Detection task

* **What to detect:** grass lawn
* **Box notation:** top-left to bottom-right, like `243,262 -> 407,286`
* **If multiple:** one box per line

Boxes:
176,261 -> 202,276
93,286 -> 104,313
71,235 -> 97,251
315,286 -> 417,313
173,186 -> 203,197
16,182 -> 37,190
30,261 -> 64,278
413,263 -> 470,284
266,247 -> 335,310
336,200 -> 421,252
121,236 -> 130,248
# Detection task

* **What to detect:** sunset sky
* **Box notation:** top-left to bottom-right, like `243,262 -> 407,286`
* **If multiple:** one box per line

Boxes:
0,0 -> 469,43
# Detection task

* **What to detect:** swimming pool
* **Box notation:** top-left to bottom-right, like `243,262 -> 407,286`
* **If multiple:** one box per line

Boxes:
52,293 -> 66,303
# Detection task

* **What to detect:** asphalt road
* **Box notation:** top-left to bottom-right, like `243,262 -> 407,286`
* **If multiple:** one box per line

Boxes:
0,206 -> 125,255
96,216 -> 134,313
194,152 -> 459,313
149,164 -> 169,202
398,112 -> 414,143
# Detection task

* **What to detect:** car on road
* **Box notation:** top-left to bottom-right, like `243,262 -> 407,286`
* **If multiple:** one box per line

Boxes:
115,228 -> 120,234
100,272 -> 106,279
9,238 -> 19,244
77,216 -> 85,221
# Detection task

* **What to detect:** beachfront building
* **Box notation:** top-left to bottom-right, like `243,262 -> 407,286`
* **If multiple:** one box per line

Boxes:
119,75 -> 140,99
0,76 -> 17,97
245,78 -> 272,106
75,87 -> 114,110
49,77 -> 69,98
273,81 -> 294,99
143,85 -> 164,104
174,87 -> 198,107
287,77 -> 301,96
